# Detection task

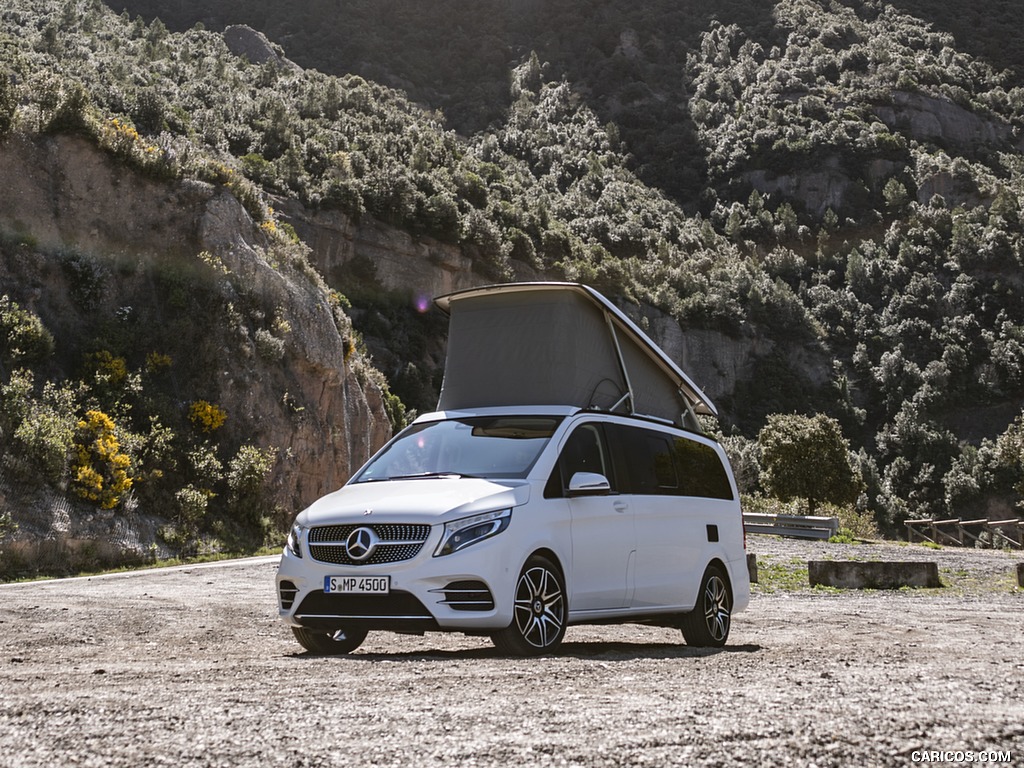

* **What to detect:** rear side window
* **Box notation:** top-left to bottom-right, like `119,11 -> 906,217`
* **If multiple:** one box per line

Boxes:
614,424 -> 734,500
618,427 -> 678,494
672,437 -> 734,500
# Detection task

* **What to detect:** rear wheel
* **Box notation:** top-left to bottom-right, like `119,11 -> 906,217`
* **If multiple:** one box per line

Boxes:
292,626 -> 368,655
491,555 -> 566,656
680,565 -> 732,648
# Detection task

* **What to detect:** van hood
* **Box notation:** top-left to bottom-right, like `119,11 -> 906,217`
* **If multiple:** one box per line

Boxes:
297,477 -> 531,527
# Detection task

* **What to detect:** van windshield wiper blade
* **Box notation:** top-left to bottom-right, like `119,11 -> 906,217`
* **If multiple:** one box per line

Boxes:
386,472 -> 481,480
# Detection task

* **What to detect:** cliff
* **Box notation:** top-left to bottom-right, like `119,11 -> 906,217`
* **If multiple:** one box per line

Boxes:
0,133 -> 391,564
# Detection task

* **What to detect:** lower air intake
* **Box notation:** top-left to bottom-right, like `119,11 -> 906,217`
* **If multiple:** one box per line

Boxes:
438,580 -> 495,612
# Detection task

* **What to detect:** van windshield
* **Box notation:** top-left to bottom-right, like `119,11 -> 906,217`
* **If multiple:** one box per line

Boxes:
353,416 -> 563,483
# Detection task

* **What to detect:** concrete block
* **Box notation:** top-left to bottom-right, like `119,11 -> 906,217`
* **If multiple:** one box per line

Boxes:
1018,563 -> 1023,588
747,553 -> 758,584
808,560 -> 941,589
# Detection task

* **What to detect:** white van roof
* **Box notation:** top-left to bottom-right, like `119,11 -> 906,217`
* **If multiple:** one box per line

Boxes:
434,282 -> 716,430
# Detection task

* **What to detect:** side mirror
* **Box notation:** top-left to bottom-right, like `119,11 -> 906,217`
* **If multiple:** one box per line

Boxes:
567,472 -> 611,497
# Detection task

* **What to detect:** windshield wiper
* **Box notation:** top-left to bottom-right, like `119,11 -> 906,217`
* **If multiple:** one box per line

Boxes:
386,472 -> 482,481
353,471 -> 485,484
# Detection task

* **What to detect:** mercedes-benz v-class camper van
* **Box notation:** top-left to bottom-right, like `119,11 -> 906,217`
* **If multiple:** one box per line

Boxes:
276,282 -> 749,656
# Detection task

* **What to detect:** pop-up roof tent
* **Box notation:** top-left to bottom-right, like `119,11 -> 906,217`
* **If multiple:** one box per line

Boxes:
434,282 -> 716,432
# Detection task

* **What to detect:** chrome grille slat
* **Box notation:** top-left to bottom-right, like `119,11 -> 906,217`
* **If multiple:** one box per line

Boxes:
313,539 -> 426,547
309,524 -> 431,543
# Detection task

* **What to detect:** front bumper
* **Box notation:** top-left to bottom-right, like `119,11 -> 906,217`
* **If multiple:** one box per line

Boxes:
275,528 -> 518,634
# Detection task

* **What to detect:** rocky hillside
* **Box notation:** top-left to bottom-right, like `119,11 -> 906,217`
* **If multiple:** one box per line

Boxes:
107,0 -> 1024,208
0,132 -> 393,570
3,0 -> 1024,573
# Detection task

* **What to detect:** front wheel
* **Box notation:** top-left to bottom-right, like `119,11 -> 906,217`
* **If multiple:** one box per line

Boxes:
491,555 -> 567,656
679,565 -> 732,648
292,625 -> 368,655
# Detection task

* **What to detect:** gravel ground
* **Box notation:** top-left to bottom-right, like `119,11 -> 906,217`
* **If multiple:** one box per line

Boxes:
0,538 -> 1022,767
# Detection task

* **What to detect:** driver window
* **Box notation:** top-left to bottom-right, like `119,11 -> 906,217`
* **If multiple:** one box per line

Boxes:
545,423 -> 612,497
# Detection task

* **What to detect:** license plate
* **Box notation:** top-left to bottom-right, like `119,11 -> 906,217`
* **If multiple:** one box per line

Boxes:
324,575 -> 391,594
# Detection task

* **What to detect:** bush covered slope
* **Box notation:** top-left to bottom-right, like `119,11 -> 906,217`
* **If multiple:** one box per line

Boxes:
2,0 -> 1024,554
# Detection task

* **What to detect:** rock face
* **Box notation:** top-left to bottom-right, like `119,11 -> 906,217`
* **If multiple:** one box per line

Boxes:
744,90 -> 1021,218
223,24 -> 300,72
273,198 -> 483,300
874,91 -> 1018,150
0,134 -> 391,557
650,321 -> 776,404
744,157 -> 855,219
273,197 -> 545,300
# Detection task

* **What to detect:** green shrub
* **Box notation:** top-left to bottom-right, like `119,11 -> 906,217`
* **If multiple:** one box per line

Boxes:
12,391 -> 76,484
758,413 -> 864,515
0,296 -> 55,364
0,368 -> 34,436
0,509 -> 15,542
186,442 -> 223,489
1,372 -> 77,486
168,484 -> 210,555
0,69 -> 16,136
227,444 -> 277,538
254,327 -> 286,361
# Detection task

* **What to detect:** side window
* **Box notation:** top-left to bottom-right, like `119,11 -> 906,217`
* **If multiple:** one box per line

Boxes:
618,426 -> 678,495
673,437 -> 735,500
545,423 -> 612,497
650,434 -> 679,490
614,423 -> 679,495
612,424 -> 734,499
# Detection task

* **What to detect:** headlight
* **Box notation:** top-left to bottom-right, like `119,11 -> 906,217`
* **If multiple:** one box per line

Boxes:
434,509 -> 512,557
286,523 -> 306,558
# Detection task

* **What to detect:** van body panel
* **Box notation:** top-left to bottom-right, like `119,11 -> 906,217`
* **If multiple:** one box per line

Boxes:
565,494 -> 634,610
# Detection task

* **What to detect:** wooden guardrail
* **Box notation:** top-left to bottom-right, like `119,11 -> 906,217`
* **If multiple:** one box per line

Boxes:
904,518 -> 1023,549
743,513 -> 840,540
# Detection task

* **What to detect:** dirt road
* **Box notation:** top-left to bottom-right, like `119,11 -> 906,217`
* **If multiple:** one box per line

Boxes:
1,540 -> 1022,767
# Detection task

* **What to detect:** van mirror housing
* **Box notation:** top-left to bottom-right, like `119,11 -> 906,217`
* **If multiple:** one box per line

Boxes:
567,472 -> 611,497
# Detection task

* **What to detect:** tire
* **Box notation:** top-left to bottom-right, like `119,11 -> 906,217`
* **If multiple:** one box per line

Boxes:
292,625 -> 368,655
491,555 -> 567,656
679,564 -> 732,648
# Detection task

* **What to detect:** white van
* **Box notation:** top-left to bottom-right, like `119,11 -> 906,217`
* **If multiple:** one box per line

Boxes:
276,283 -> 749,656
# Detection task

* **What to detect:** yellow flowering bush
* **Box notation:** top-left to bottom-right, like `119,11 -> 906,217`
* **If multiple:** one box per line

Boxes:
89,350 -> 128,385
72,410 -> 133,510
189,400 -> 227,433
145,351 -> 172,373
100,116 -> 158,160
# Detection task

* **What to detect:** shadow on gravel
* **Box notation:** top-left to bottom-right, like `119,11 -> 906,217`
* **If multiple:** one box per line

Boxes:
289,642 -> 762,662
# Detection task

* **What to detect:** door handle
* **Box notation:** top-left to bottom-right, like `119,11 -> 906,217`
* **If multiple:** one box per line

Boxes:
613,501 -> 628,513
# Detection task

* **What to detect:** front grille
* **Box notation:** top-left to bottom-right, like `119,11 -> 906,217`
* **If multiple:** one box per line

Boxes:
279,580 -> 299,611
295,590 -> 433,619
308,523 -> 432,566
435,580 -> 495,612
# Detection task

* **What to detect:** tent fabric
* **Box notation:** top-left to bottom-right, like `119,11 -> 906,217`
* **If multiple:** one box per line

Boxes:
435,283 -> 716,428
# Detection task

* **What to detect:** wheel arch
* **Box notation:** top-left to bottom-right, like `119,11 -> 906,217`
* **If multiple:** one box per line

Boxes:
705,556 -> 734,600
528,547 -> 566,581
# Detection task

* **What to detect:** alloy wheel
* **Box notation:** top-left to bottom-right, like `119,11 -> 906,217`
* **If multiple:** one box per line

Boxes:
702,573 -> 731,643
512,564 -> 565,649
